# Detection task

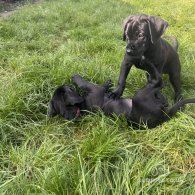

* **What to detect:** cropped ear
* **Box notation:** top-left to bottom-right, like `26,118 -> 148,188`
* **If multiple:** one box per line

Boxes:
147,16 -> 168,44
48,101 -> 57,117
122,15 -> 135,41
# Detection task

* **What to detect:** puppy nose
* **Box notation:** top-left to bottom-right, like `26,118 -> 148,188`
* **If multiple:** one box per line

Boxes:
126,44 -> 136,54
126,48 -> 131,53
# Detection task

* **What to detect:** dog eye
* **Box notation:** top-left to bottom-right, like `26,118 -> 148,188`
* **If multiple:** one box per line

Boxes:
66,105 -> 74,109
138,33 -> 145,38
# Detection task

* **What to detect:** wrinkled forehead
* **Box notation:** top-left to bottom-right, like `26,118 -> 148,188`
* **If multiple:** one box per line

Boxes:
126,20 -> 148,36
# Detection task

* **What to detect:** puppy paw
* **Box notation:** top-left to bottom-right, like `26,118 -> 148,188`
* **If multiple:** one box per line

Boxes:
72,74 -> 81,79
72,74 -> 83,83
103,79 -> 113,91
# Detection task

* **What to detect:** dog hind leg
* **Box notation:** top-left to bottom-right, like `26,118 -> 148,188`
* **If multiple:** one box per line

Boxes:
72,74 -> 95,91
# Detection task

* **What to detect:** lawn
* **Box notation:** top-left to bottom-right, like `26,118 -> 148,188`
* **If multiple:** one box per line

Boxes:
0,0 -> 194,194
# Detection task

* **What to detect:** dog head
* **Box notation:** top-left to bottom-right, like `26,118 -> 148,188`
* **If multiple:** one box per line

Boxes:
48,85 -> 84,120
123,14 -> 168,57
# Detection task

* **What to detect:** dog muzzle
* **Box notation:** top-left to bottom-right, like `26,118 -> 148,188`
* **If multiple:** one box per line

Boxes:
126,44 -> 137,55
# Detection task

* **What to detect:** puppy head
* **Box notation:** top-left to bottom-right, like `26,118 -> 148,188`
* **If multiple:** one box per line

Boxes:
123,14 -> 168,56
48,85 -> 84,120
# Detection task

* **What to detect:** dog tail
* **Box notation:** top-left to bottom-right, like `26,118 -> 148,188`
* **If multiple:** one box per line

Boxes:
166,98 -> 195,119
163,35 -> 179,51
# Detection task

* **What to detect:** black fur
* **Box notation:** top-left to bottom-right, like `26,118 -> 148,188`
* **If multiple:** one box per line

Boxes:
49,60 -> 195,128
111,14 -> 182,101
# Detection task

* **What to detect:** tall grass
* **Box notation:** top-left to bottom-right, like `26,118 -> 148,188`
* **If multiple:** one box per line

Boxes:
0,0 -> 194,194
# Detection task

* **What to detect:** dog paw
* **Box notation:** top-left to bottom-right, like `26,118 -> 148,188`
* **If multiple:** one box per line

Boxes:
105,79 -> 113,87
103,79 -> 113,92
72,74 -> 82,82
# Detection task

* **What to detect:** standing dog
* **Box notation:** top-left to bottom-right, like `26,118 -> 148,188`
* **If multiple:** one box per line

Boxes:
111,14 -> 182,101
48,60 -> 195,128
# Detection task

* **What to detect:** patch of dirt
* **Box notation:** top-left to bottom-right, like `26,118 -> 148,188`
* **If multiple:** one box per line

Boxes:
0,10 -> 15,17
0,0 -> 43,18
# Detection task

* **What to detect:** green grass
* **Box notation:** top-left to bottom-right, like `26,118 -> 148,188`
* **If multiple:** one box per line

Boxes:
0,0 -> 195,194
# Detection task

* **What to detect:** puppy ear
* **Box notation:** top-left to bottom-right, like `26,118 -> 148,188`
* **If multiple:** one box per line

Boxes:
48,101 -> 57,117
122,15 -> 134,41
147,16 -> 168,44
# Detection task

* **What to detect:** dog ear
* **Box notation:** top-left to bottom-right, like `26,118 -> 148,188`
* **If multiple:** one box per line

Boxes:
48,101 -> 57,117
147,16 -> 168,44
122,15 -> 134,41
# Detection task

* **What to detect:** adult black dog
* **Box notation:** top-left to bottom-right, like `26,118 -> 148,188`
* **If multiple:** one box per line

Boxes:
111,14 -> 182,101
48,60 -> 195,128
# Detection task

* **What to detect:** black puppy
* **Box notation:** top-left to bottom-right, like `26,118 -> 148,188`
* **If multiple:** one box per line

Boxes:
112,14 -> 182,101
129,60 -> 194,127
48,61 -> 195,128
48,79 -> 132,120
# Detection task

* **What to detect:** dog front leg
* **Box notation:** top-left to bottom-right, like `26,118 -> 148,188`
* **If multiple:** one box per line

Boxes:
72,74 -> 94,91
111,54 -> 133,99
169,74 -> 182,101
167,58 -> 182,101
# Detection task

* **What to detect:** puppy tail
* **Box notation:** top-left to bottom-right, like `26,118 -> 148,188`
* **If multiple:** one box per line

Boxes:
163,35 -> 179,51
166,98 -> 195,119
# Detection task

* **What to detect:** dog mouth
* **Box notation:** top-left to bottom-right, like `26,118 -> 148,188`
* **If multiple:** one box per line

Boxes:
126,48 -> 143,58
65,104 -> 81,119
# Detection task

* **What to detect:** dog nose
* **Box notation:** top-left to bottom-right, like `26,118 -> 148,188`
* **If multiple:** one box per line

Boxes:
126,44 -> 136,54
126,48 -> 131,53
